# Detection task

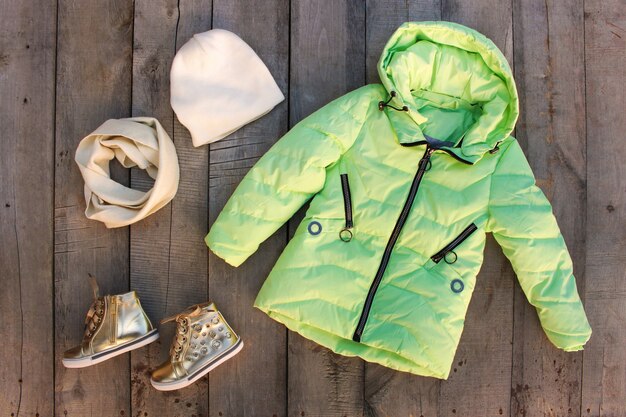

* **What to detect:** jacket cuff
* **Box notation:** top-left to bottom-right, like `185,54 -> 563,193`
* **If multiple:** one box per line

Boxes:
204,232 -> 249,267
543,327 -> 592,352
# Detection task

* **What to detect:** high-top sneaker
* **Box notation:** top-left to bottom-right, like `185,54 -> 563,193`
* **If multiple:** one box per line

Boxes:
150,301 -> 243,391
62,275 -> 159,368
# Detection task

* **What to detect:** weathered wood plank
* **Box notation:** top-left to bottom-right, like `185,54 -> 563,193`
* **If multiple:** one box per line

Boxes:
511,0 -> 587,415
436,2 -> 515,417
287,1 -> 366,416
208,1 -> 289,416
581,0 -> 626,415
0,1 -> 623,414
0,0 -> 56,415
363,2 -> 442,416
54,0 -> 134,415
129,0 -> 212,415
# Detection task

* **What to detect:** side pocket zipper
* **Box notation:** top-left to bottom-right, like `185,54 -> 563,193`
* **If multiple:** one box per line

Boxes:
340,173 -> 353,242
431,222 -> 478,264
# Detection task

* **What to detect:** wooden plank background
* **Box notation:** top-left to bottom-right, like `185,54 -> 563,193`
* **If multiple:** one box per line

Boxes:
1,0 -> 624,416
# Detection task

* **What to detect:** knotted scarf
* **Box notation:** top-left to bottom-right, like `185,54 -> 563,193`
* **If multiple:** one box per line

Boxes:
75,117 -> 179,228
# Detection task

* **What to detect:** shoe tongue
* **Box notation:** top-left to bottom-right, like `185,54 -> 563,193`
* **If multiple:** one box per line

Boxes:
88,273 -> 100,300
187,305 -> 203,317
160,304 -> 204,324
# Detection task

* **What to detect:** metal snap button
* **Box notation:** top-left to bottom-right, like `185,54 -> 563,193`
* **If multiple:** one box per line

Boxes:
450,279 -> 464,293
308,221 -> 322,235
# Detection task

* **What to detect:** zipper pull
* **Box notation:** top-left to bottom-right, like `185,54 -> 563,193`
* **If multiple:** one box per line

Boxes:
431,250 -> 457,264
431,252 -> 444,264
339,228 -> 353,242
418,146 -> 434,171
430,223 -> 478,264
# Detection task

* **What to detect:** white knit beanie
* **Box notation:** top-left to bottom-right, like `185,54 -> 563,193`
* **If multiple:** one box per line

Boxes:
170,29 -> 285,147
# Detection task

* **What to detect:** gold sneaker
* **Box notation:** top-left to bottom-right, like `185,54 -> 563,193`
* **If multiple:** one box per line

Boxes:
150,302 -> 243,391
62,275 -> 159,368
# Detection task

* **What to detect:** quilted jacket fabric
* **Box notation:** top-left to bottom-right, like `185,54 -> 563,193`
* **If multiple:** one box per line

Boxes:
205,21 -> 592,379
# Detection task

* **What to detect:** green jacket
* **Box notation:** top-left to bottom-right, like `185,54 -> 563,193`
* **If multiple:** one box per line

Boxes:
205,21 -> 592,379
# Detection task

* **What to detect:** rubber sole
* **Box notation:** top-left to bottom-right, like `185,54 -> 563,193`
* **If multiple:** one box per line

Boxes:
62,329 -> 160,368
150,338 -> 244,391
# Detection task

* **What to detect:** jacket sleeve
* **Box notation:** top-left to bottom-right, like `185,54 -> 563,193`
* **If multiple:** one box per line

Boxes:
486,138 -> 592,351
205,87 -> 370,267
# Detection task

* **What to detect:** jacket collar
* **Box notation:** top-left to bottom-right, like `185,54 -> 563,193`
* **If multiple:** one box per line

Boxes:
384,107 -> 477,165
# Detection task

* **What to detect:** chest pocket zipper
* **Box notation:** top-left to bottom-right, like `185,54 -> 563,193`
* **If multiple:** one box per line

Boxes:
431,222 -> 478,264
339,173 -> 353,242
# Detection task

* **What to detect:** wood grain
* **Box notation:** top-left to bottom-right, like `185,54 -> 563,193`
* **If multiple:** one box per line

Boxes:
582,0 -> 626,415
129,0 -> 212,415
0,0 -> 56,415
511,0 -> 587,415
54,0 -> 134,415
0,0 -> 624,414
208,1 -> 289,416
287,1 -> 366,416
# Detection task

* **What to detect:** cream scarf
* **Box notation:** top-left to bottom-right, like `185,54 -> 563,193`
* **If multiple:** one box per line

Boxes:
75,117 -> 179,228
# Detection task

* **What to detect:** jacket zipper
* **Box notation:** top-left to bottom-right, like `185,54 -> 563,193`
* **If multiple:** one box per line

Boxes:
340,174 -> 353,228
109,296 -> 117,344
352,145 -> 434,342
340,174 -> 354,242
430,222 -> 478,264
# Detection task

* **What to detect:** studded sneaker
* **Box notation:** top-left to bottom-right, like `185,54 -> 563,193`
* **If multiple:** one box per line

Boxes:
62,275 -> 159,368
150,301 -> 243,391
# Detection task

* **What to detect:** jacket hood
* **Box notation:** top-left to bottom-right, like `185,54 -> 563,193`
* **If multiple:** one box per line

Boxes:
378,21 -> 519,163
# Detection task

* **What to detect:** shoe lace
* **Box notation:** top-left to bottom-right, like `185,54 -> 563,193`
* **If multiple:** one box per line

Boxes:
83,298 -> 105,340
171,316 -> 190,361
161,304 -> 210,362
83,274 -> 105,340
